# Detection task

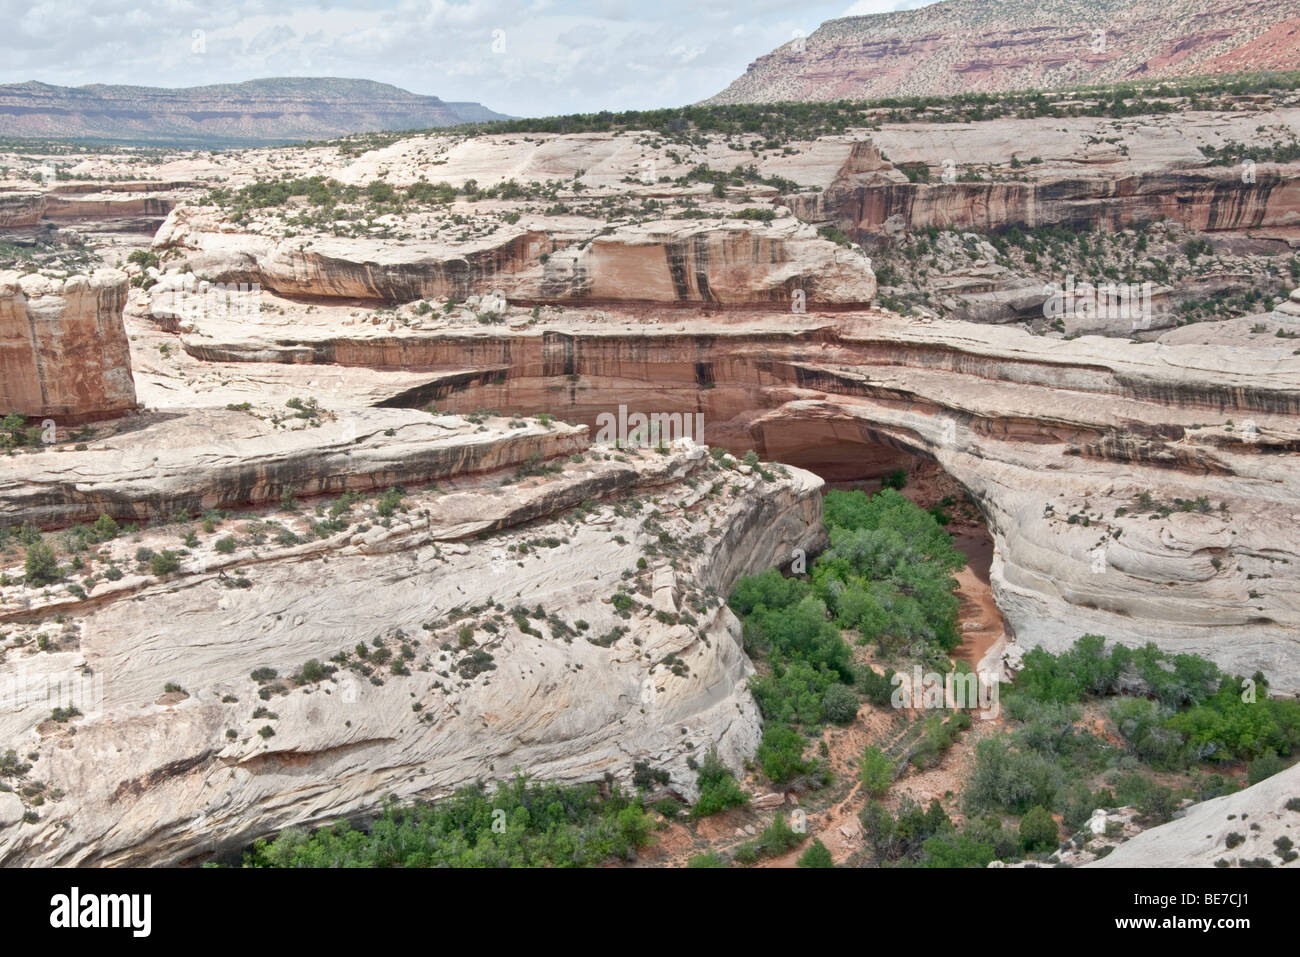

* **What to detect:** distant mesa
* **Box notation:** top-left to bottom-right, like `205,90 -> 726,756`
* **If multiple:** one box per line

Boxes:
0,77 -> 511,147
706,0 -> 1300,103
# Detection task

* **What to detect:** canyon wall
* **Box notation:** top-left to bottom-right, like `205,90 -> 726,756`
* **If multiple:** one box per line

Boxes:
0,409 -> 588,529
162,305 -> 1300,690
0,185 -> 183,230
154,207 -> 877,307
0,191 -> 45,228
0,269 -> 136,420
814,165 -> 1300,238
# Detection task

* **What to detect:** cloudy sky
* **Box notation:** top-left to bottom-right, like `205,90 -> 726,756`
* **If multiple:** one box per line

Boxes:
1,0 -> 932,116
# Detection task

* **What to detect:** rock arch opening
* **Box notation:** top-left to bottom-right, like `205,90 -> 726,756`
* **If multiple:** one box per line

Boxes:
394,366 -> 1006,673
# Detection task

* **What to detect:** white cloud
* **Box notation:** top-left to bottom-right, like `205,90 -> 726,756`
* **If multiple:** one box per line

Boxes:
0,0 -> 863,115
842,0 -> 935,15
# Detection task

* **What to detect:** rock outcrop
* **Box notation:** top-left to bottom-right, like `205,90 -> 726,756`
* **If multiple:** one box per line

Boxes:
162,293 -> 1300,690
0,183 -> 191,236
154,207 -> 877,307
0,269 -> 135,420
0,409 -> 586,529
118,116 -> 1300,691
2,102 -> 1298,869
780,122 -> 1300,241
0,190 -> 45,229
1087,761 -> 1300,867
828,164 -> 1300,239
0,438 -> 823,866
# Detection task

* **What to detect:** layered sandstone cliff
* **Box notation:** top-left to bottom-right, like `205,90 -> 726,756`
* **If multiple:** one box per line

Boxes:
152,288 -> 1300,691
153,206 -> 877,307
0,183 -> 188,235
822,163 -> 1300,237
0,269 -> 135,420
0,408 -> 587,528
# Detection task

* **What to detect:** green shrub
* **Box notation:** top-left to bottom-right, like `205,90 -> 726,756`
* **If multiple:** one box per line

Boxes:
243,775 -> 654,867
757,724 -> 812,785
964,738 -> 1063,815
728,567 -> 809,617
23,542 -> 59,586
687,851 -> 726,868
861,797 -> 951,863
1009,634 -> 1124,704
911,712 -> 967,769
1137,785 -> 1179,825
750,656 -> 840,726
920,831 -> 996,868
1168,680 -> 1300,762
375,486 -> 406,518
798,839 -> 834,868
729,488 -> 965,731
150,550 -> 181,577
690,749 -> 749,818
1110,697 -> 1192,770
858,745 -> 893,796
298,659 -> 328,683
1061,782 -> 1103,832
752,814 -> 804,857
964,815 -> 1020,860
822,683 -> 859,724
92,514 -> 119,540
857,666 -> 896,707
813,489 -> 965,652
1019,806 -> 1059,852
1248,750 -> 1286,785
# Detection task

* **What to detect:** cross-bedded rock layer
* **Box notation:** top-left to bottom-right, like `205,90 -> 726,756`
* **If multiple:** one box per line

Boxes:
162,295 -> 1300,693
0,434 -> 823,866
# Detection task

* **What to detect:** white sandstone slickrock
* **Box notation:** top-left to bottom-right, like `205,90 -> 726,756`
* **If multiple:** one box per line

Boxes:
1088,762 -> 1300,868
0,441 -> 825,866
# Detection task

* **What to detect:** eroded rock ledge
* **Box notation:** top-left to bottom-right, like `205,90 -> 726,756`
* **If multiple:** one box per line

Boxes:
155,206 -> 877,307
0,408 -> 586,529
0,435 -> 823,866
159,298 -> 1300,690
